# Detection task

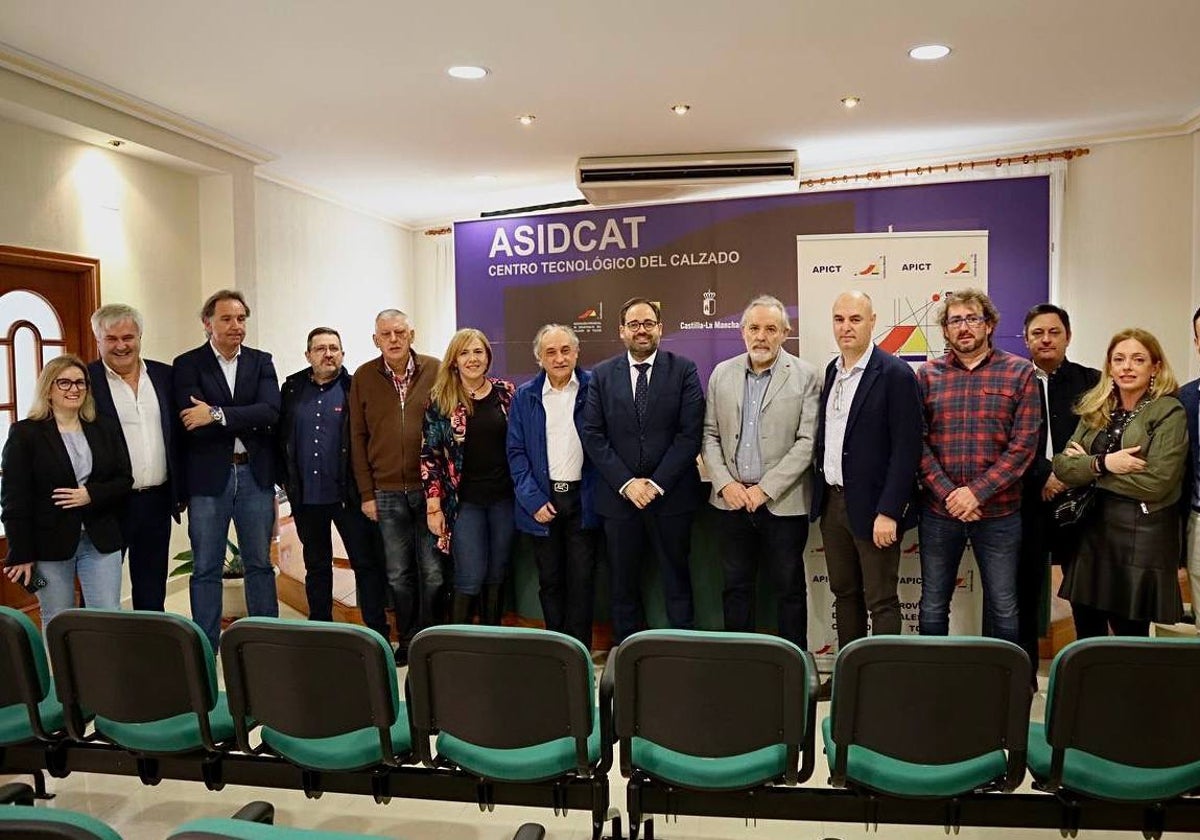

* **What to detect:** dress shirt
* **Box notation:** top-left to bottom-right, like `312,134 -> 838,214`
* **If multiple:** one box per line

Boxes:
211,342 -> 246,454
734,353 -> 781,484
626,350 -> 658,394
295,376 -> 346,505
822,344 -> 873,487
104,360 -> 168,489
542,372 -> 584,482
1035,366 -> 1053,460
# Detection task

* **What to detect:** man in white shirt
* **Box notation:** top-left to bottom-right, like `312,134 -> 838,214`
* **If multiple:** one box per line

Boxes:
507,324 -> 600,649
88,304 -> 182,611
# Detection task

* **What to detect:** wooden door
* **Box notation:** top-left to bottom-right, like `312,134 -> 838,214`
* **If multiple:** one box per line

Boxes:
0,246 -> 100,620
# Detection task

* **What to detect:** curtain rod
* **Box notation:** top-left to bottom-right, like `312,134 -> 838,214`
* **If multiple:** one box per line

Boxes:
800,147 -> 1090,189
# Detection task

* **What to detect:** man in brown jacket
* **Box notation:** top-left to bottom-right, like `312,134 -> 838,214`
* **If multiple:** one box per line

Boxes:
349,308 -> 440,665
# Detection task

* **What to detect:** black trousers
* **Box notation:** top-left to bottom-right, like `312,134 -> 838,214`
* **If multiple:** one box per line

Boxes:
604,509 -> 695,644
718,506 -> 810,650
292,502 -> 389,640
819,488 -> 901,650
531,486 -> 599,650
121,483 -> 174,611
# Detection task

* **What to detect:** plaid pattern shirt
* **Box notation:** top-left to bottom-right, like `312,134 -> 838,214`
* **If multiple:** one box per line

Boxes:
917,347 -> 1040,519
385,353 -> 416,406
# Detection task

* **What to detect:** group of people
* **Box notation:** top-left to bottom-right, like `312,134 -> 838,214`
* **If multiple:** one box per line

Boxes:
3,286 -> 1197,681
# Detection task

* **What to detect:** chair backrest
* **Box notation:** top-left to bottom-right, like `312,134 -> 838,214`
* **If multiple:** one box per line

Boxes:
1044,637 -> 1200,770
0,793 -> 122,840
407,626 -> 595,773
219,619 -> 401,755
829,636 -> 1030,789
0,606 -> 56,741
44,609 -> 219,745
611,630 -> 816,784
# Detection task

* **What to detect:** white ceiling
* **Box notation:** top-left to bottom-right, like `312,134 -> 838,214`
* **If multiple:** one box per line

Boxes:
1,0 -> 1199,228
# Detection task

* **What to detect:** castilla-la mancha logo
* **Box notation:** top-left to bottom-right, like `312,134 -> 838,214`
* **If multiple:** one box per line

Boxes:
702,289 -> 716,316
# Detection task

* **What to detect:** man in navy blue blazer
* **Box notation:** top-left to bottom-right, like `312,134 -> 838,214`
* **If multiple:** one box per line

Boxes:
174,289 -> 281,648
812,291 -> 923,663
581,297 -> 704,644
1182,305 -> 1200,626
88,304 -> 183,611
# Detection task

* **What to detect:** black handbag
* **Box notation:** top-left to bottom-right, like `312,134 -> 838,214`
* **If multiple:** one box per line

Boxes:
1053,484 -> 1097,526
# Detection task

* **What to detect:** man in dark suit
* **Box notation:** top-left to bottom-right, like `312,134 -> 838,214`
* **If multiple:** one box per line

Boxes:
812,291 -> 923,677
88,303 -> 182,611
1019,304 -> 1099,675
174,289 -> 281,648
1181,306 -> 1200,626
581,297 -> 704,645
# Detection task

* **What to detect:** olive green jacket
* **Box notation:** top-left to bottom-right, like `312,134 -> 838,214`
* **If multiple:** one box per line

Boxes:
1052,395 -> 1188,513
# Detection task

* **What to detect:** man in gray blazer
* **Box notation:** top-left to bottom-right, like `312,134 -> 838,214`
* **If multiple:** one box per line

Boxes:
701,294 -> 821,648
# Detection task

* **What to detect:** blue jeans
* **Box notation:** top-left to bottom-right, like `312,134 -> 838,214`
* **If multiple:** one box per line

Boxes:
36,532 -> 122,632
452,498 -> 515,595
918,510 -> 1021,644
376,489 -> 442,641
188,463 -> 278,649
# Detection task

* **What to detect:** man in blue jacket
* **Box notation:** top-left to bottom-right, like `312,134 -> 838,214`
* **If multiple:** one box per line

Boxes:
507,324 -> 599,650
1183,306 -> 1200,625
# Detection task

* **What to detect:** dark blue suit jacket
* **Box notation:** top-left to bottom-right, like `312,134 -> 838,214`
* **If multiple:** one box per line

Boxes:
172,343 -> 280,497
88,358 -> 184,513
581,349 -> 704,519
1181,378 -> 1198,521
811,346 -> 923,540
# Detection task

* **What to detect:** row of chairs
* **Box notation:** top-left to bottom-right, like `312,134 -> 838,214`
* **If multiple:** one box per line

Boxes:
0,781 -> 547,840
4,605 -> 1200,839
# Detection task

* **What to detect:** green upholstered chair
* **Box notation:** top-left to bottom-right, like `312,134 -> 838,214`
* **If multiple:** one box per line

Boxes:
610,629 -> 817,839
0,781 -> 121,840
219,619 -> 411,789
823,636 -> 1031,798
1028,636 -> 1200,803
0,606 -> 66,747
44,609 -> 235,781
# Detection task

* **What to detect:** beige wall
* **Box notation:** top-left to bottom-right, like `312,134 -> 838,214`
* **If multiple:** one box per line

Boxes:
1060,134 -> 1197,378
254,179 -> 415,374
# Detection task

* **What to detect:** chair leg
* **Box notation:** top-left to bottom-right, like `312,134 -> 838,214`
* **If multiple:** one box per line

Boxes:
32,770 -> 54,800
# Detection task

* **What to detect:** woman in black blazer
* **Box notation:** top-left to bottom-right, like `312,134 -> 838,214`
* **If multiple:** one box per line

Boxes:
2,354 -> 133,629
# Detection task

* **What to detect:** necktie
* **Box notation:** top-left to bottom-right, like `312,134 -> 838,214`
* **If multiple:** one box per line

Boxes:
633,362 -> 650,426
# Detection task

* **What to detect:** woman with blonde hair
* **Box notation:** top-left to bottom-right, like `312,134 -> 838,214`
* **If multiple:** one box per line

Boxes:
1052,328 -> 1187,637
1,354 -> 133,629
421,329 -> 516,625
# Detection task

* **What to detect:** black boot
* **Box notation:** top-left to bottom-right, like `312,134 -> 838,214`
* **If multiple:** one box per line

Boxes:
450,591 -> 475,625
481,584 -> 504,626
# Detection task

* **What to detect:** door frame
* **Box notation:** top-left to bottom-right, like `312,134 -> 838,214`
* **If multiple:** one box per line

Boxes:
0,245 -> 101,363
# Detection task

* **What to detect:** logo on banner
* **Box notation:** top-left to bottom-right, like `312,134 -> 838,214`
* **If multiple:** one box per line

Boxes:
945,254 -> 978,276
855,256 -> 885,278
702,289 -> 716,316
573,302 -> 604,334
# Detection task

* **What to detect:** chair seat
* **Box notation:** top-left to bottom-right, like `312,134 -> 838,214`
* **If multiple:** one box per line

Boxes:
631,737 -> 786,790
822,716 -> 1007,797
0,805 -> 122,840
436,710 -> 600,782
0,684 -> 64,745
169,817 -> 384,840
1028,722 -> 1200,802
96,691 -> 235,754
261,704 -> 413,772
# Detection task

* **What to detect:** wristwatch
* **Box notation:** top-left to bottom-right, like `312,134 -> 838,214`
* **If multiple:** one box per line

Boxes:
209,406 -> 225,424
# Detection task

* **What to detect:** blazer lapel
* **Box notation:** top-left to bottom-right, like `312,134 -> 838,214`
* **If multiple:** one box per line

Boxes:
39,418 -> 76,486
232,351 -> 255,402
760,353 -> 790,409
844,352 -> 882,436
202,347 -> 236,403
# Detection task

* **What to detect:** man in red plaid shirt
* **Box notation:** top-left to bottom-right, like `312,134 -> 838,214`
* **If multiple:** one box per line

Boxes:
917,288 -> 1040,646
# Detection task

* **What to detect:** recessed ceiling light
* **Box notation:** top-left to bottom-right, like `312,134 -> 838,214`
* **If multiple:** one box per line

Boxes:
841,96 -> 861,109
447,65 -> 489,80
909,44 -> 951,61
517,114 -> 536,126
671,103 -> 691,116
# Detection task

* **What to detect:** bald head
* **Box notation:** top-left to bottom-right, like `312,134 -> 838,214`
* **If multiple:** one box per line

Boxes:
832,291 -> 876,361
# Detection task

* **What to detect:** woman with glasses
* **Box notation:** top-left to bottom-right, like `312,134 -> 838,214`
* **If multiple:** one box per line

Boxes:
1052,328 -> 1187,637
1,354 -> 133,629
421,329 -> 516,625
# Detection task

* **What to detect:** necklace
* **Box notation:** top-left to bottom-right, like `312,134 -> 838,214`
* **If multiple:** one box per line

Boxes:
469,380 -> 490,399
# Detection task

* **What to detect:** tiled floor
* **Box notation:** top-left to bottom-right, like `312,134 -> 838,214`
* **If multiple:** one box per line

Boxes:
3,592 -> 1141,840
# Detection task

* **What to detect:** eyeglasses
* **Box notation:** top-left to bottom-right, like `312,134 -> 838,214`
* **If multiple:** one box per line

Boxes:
53,378 -> 88,392
623,319 -> 660,332
946,315 -> 988,328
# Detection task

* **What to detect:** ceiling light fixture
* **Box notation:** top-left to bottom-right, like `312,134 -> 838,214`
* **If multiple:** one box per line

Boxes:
671,103 -> 691,116
841,96 -> 861,109
107,139 -> 124,147
909,44 -> 951,61
447,65 -> 489,80
517,114 -> 536,126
